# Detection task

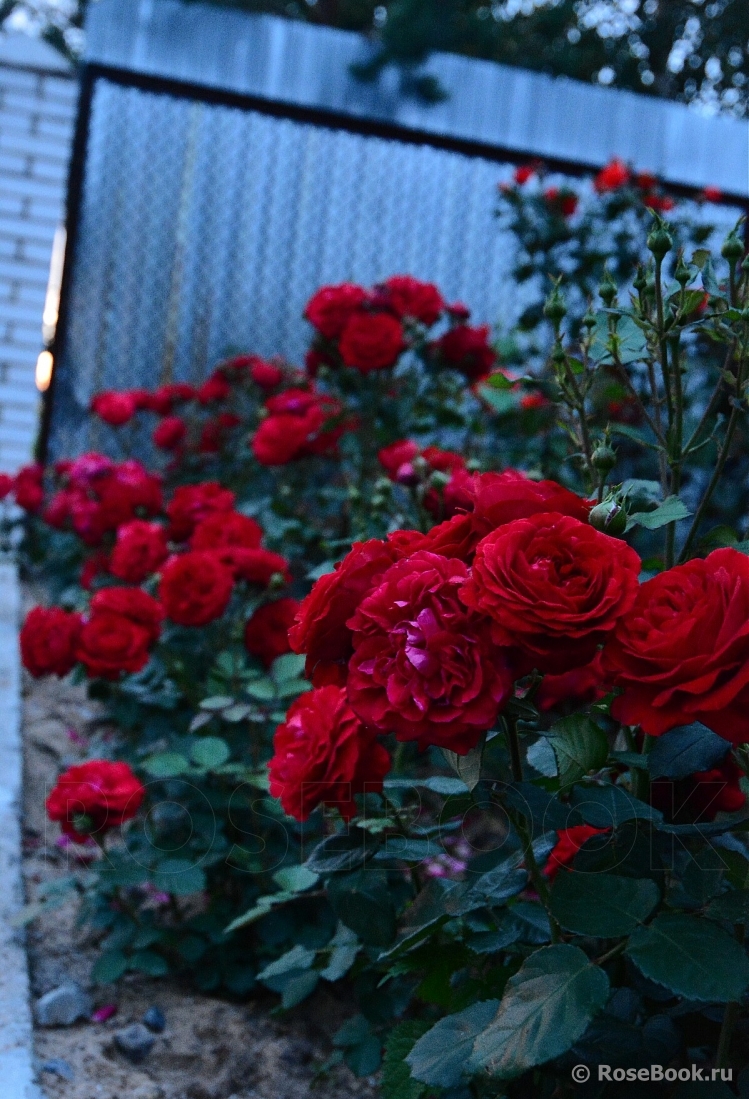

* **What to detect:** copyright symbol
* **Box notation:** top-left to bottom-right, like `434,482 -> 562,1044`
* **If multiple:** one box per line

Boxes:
572,1065 -> 590,1084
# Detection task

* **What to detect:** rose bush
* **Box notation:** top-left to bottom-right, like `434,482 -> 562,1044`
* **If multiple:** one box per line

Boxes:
14,220 -> 749,1093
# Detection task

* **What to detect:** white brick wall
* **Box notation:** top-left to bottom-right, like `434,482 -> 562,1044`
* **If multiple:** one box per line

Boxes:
0,35 -> 75,473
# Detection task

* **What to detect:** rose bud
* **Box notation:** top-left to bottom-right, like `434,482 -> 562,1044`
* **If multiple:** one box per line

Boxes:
589,499 -> 627,537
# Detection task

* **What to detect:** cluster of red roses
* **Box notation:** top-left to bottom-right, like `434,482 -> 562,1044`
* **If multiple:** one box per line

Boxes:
507,157 -> 723,219
304,274 -> 497,384
20,476 -> 298,681
270,469 -> 749,823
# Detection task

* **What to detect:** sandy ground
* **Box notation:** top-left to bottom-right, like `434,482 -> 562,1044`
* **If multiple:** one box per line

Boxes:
22,671 -> 378,1099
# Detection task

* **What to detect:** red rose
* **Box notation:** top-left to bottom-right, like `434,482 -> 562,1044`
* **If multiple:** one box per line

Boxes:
514,164 -> 535,185
339,311 -> 405,373
305,282 -> 369,339
544,825 -> 610,881
265,388 -> 317,416
244,598 -> 300,667
472,470 -> 592,532
46,760 -> 145,842
434,324 -> 495,381
425,466 -> 474,521
268,685 -> 390,821
166,481 -> 236,541
144,382 -> 197,415
13,463 -> 44,513
594,158 -> 629,193
212,546 -> 289,585
544,187 -> 578,217
109,520 -> 169,583
250,359 -> 284,389
388,513 -> 477,563
379,275 -> 444,326
95,461 -> 163,531
196,373 -> 231,405
378,440 -> 421,482
76,590 -> 162,680
650,756 -> 745,825
0,473 -> 12,499
159,551 -> 234,626
198,413 -> 241,454
153,416 -> 187,451
89,587 -> 164,642
702,186 -> 722,203
347,551 -> 513,753
251,393 -> 347,465
643,192 -> 675,213
80,551 -> 110,590
603,548 -> 749,742
91,391 -> 137,426
289,539 -> 400,685
461,513 -> 640,675
20,606 -> 82,677
190,510 -> 263,552
536,652 -> 606,712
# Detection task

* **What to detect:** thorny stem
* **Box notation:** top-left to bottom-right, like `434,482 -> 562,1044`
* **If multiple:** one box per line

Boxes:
563,358 -> 595,489
683,341 -> 737,455
654,257 -> 674,424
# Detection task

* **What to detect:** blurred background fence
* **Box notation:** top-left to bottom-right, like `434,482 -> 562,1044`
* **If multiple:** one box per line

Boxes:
40,0 -> 749,459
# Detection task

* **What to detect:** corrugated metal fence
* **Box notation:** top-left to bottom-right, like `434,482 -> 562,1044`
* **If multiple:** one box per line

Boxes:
43,0 -> 748,458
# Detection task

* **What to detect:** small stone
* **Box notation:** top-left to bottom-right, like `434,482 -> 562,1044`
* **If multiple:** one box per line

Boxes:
35,982 -> 93,1026
142,1005 -> 166,1032
114,1022 -> 155,1063
41,1058 -> 75,1081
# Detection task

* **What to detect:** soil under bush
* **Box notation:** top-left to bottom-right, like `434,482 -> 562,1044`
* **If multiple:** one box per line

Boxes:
21,638 -> 378,1099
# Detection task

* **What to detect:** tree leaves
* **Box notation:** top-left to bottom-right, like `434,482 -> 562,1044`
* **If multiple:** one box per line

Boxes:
550,873 -> 659,937
469,945 -> 610,1079
626,914 -> 749,1002
442,738 -> 484,791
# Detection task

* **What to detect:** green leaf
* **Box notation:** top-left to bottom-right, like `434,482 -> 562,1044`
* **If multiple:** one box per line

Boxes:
626,913 -> 749,1001
648,723 -> 731,779
246,679 -> 277,701
305,829 -> 374,874
442,739 -> 484,792
321,923 -> 359,982
143,751 -> 190,777
152,859 -> 206,897
550,873 -> 659,937
272,865 -> 318,893
327,869 -> 396,947
384,776 -> 469,796
224,892 -> 291,933
382,1021 -> 431,1099
130,950 -> 169,977
257,944 -> 316,980
221,704 -> 253,722
407,1001 -> 499,1087
345,1036 -> 382,1076
707,890 -> 749,924
470,945 -> 610,1079
271,653 -> 307,682
92,949 -> 129,984
190,737 -> 231,770
478,386 -> 519,415
381,878 -> 457,958
549,715 -> 608,786
571,784 -> 662,827
526,737 -> 558,778
199,695 -> 234,711
626,495 -> 690,532
590,313 -> 647,365
282,970 -> 319,1009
